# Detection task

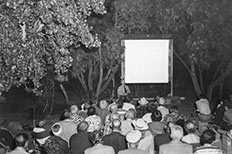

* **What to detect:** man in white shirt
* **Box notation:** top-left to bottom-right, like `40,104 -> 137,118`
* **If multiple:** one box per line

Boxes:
117,79 -> 130,101
195,94 -> 212,133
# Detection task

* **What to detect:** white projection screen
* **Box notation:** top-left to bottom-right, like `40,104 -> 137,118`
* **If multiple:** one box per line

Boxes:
124,39 -> 171,83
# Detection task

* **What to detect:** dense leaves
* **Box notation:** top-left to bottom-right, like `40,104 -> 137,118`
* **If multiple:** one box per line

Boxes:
0,0 -> 105,94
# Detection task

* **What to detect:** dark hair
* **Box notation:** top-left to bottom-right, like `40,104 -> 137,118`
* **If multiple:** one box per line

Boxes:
200,129 -> 216,145
15,133 -> 29,147
117,99 -> 124,108
87,106 -> 96,116
199,94 -> 207,99
170,106 -> 178,113
77,121 -> 89,132
151,110 -> 162,122
147,102 -> 158,113
89,130 -> 103,145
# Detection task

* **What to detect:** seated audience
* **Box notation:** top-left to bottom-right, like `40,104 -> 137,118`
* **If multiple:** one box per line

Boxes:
157,97 -> 169,121
148,110 -> 165,137
154,124 -> 171,153
121,110 -> 135,136
70,121 -> 92,154
97,100 -> 110,123
104,104 -> 119,136
85,106 -> 102,133
194,129 -> 223,154
182,120 -> 200,144
7,133 -> 30,154
159,124 -> 193,154
195,94 -> 212,133
103,119 -> 127,153
163,106 -> 185,124
142,102 -> 158,123
136,97 -> 149,118
85,130 -> 115,154
133,118 -> 154,154
118,130 -> 149,154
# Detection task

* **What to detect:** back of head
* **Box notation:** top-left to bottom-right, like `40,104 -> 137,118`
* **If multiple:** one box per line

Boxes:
89,130 -> 103,145
151,110 -> 162,122
99,100 -> 108,109
112,119 -> 121,130
147,102 -> 158,113
170,124 -> 184,141
199,94 -> 207,99
200,129 -> 216,145
87,106 -> 96,116
77,121 -> 89,132
15,133 -> 29,148
170,106 -> 178,113
125,110 -> 135,120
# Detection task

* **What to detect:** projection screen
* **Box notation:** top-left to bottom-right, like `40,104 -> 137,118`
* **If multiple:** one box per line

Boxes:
124,39 -> 171,83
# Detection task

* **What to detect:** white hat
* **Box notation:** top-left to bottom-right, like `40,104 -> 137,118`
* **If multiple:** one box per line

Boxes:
32,127 -> 50,145
126,130 -> 142,143
138,97 -> 148,106
51,123 -> 62,136
132,118 -> 148,130
122,102 -> 135,111
70,105 -> 78,114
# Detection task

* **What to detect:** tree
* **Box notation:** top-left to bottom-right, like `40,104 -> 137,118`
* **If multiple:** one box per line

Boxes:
151,0 -> 232,100
0,0 -> 106,95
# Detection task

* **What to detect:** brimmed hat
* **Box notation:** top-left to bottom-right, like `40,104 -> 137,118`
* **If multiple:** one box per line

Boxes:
122,102 -> 135,111
132,118 -> 148,130
138,97 -> 148,106
51,123 -> 62,136
32,127 -> 50,145
126,130 -> 142,143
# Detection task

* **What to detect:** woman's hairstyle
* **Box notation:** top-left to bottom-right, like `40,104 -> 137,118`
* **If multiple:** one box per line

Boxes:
151,110 -> 162,122
200,129 -> 216,145
89,130 -> 104,145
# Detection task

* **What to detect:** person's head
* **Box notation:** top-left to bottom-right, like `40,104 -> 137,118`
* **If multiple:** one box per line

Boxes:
109,104 -> 118,113
87,106 -> 96,116
169,106 -> 178,113
158,97 -> 166,105
70,105 -> 78,114
126,130 -> 142,148
77,121 -> 89,132
151,110 -> 162,122
89,130 -> 103,145
7,121 -> 22,136
117,100 -> 124,109
200,129 -> 216,145
14,133 -> 29,149
184,120 -> 196,134
147,102 -> 158,113
99,100 -> 108,109
125,110 -> 135,120
110,112 -> 120,121
138,97 -> 149,106
170,124 -> 184,141
111,119 -> 121,130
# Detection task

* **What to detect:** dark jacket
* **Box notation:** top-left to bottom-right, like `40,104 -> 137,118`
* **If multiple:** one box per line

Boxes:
103,131 -> 127,154
69,132 -> 92,154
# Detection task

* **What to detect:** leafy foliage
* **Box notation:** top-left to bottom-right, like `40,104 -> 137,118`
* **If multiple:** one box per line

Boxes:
0,0 -> 106,94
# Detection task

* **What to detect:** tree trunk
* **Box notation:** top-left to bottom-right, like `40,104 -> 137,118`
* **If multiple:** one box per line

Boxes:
59,83 -> 69,105
77,73 -> 89,98
96,46 -> 103,99
190,61 -> 202,97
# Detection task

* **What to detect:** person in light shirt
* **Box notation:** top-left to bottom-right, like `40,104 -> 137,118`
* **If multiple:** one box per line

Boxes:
195,94 -> 212,133
117,79 -> 130,101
